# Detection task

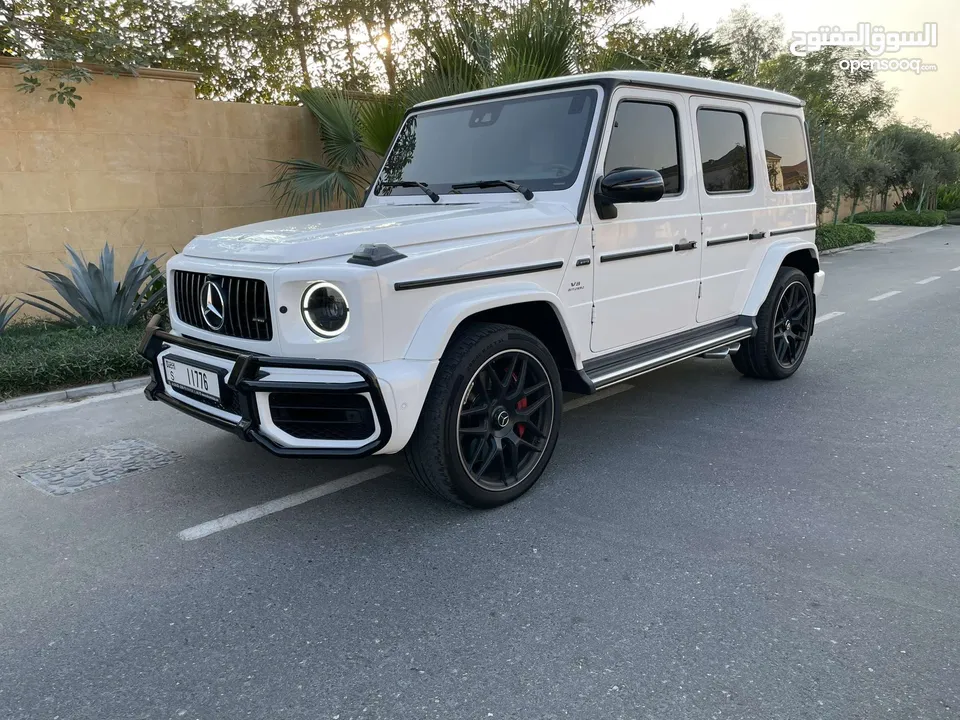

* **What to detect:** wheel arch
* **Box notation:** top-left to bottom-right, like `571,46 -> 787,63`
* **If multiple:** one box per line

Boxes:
403,284 -> 590,393
743,241 -> 819,317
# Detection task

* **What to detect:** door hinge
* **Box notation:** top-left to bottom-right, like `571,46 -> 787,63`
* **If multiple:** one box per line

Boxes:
590,305 -> 596,324
698,282 -> 702,299
590,226 -> 596,248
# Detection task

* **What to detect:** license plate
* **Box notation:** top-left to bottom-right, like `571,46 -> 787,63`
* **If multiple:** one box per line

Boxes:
163,357 -> 221,402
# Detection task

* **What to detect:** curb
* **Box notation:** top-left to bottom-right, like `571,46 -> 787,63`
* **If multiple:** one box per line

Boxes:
819,224 -> 943,256
0,376 -> 149,412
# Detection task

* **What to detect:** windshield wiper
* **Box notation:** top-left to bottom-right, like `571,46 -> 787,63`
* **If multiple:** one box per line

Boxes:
379,180 -> 440,203
450,180 -> 534,201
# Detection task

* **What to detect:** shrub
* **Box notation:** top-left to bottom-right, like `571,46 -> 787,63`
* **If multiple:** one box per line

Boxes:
0,321 -> 147,399
0,297 -> 22,335
937,183 -> 960,212
20,243 -> 165,328
846,210 -> 946,226
816,223 -> 875,251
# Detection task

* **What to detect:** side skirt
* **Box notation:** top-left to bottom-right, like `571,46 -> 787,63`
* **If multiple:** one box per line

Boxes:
581,316 -> 757,390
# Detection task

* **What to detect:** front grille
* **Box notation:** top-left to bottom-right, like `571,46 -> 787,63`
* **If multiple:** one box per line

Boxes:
268,392 -> 376,441
173,271 -> 272,341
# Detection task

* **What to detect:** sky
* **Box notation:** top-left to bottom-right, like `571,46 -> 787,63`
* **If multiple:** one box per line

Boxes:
640,0 -> 958,134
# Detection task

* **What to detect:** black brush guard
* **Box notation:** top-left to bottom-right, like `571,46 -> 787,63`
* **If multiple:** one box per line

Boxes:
138,316 -> 392,458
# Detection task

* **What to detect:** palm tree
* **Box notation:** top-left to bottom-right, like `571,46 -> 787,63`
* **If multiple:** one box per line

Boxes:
269,0 -> 582,213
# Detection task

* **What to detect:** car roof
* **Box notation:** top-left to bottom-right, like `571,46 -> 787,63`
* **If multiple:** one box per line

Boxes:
411,71 -> 803,110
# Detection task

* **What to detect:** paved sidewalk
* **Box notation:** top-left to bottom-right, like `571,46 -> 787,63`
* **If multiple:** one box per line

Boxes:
868,224 -> 941,243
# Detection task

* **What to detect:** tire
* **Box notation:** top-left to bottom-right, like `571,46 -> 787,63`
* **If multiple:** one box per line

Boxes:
731,267 -> 814,380
405,322 -> 563,508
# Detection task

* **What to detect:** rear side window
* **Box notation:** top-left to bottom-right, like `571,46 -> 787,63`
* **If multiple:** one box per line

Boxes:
696,109 -> 752,193
604,101 -> 682,194
760,113 -> 811,191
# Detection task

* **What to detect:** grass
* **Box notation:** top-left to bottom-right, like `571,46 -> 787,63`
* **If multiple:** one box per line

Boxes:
846,210 -> 947,226
816,223 -> 876,252
0,319 -> 148,400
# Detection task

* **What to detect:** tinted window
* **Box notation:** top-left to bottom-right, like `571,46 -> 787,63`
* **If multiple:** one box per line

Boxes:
604,101 -> 681,194
761,113 -> 810,191
697,109 -> 752,193
376,89 -> 597,196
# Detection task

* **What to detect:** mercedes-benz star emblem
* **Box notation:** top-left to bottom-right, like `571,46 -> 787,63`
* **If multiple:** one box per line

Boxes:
200,280 -> 226,331
495,409 -> 511,428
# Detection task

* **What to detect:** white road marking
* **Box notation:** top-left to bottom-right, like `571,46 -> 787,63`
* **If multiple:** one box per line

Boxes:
916,276 -> 940,285
869,290 -> 902,302
178,465 -> 395,541
815,311 -> 845,325
0,388 -> 143,424
563,383 -> 632,412
951,266 -> 960,272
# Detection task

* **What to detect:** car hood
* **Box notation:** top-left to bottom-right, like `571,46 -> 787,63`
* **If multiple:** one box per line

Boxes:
182,202 -> 577,265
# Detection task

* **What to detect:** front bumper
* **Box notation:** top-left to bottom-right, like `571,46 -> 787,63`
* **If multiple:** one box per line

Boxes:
139,317 -> 393,458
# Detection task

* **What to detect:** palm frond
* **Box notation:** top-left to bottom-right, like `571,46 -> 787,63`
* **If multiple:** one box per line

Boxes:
266,159 -> 367,215
298,89 -> 371,171
358,96 -> 407,157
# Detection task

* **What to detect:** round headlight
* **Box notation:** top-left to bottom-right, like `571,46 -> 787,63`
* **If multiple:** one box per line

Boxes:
301,282 -> 349,338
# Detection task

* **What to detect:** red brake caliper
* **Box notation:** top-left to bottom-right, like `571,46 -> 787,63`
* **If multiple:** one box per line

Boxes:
514,373 -> 527,438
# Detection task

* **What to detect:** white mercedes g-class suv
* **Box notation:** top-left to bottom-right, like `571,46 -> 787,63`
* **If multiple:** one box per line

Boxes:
140,71 -> 824,507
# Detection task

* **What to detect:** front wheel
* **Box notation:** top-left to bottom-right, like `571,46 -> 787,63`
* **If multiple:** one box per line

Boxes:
732,267 -> 814,380
405,323 -> 562,508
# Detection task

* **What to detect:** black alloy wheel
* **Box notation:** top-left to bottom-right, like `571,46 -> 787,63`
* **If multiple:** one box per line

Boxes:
773,280 -> 812,368
456,349 -> 555,491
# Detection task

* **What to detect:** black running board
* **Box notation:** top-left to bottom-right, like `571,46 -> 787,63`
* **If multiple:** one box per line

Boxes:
583,316 -> 756,389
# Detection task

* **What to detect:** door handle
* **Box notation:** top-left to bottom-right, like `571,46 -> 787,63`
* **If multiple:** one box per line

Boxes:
674,240 -> 697,252
748,231 -> 766,240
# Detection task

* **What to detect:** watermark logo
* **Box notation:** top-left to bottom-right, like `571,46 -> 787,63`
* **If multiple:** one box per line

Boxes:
789,22 -> 938,74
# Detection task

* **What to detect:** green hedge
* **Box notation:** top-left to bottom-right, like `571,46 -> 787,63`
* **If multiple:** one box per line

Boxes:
846,210 -> 947,226
816,223 -> 875,251
0,321 -> 147,400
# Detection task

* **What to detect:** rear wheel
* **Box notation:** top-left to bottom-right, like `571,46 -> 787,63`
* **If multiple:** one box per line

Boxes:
732,267 -> 814,380
405,323 -> 562,508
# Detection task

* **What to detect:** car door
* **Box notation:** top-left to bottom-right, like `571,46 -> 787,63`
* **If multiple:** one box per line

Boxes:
589,88 -> 702,354
689,96 -> 768,324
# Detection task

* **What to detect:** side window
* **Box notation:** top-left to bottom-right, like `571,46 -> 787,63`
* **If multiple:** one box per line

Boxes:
761,113 -> 810,191
604,101 -> 682,194
696,109 -> 752,193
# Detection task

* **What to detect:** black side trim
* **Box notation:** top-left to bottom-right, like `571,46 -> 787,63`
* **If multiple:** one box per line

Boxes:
583,315 -> 755,377
393,260 -> 563,291
770,225 -> 817,237
575,257 -> 591,266
748,231 -> 766,240
705,234 -> 749,247
599,245 -> 672,263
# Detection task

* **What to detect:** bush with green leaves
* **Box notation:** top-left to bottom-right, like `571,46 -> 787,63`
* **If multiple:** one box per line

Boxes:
846,210 -> 946,227
937,183 -> 960,212
21,243 -> 165,328
816,223 -> 875,251
0,297 -> 23,335
0,320 -> 147,399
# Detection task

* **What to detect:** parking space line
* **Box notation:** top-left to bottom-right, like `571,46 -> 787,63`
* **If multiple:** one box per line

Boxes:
869,290 -> 901,302
916,276 -> 940,285
178,465 -> 395,541
816,311 -> 845,325
563,383 -> 632,412
951,266 -> 960,272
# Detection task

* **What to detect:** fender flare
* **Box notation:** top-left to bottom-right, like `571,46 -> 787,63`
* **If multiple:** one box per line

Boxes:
403,282 -> 580,364
743,239 -> 820,317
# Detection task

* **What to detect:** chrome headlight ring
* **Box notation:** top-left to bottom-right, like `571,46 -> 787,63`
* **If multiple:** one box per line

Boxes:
301,281 -> 349,338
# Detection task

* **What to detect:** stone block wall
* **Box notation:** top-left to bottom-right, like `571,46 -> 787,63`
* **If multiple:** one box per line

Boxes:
0,60 -> 323,310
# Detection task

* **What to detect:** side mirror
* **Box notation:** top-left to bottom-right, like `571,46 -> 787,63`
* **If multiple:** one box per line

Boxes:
594,167 -> 665,219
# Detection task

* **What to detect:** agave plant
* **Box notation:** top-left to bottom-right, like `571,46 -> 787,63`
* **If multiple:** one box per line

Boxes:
0,297 -> 22,335
21,244 -> 165,328
270,0 -> 582,214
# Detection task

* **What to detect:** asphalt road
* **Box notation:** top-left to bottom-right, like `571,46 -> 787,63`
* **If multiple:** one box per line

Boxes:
2,227 -> 959,720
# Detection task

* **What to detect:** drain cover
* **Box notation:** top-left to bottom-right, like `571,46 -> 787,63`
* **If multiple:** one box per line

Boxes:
15,439 -> 181,496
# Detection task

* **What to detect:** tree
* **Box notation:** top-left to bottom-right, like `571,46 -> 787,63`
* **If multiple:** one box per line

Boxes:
715,4 -> 783,84
599,22 -> 734,79
757,47 -> 895,137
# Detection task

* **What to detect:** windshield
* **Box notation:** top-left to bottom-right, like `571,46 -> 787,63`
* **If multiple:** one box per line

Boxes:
375,88 -> 598,197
